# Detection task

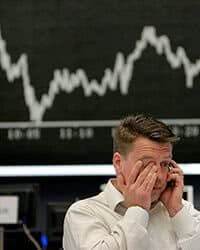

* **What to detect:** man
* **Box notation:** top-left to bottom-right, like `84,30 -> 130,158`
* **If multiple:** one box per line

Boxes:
63,114 -> 200,250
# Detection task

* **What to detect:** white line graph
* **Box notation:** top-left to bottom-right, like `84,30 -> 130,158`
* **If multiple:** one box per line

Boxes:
0,25 -> 200,123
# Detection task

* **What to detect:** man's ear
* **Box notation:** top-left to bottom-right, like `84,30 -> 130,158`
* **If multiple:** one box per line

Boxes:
112,152 -> 123,175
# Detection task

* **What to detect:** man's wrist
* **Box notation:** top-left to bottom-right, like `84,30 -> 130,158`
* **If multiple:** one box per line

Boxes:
168,204 -> 183,217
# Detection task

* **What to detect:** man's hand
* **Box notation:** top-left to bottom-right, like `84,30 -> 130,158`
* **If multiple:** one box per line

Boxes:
160,160 -> 184,217
116,161 -> 157,211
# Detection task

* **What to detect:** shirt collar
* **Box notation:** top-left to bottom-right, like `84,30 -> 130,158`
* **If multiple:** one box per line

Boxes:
103,179 -> 124,211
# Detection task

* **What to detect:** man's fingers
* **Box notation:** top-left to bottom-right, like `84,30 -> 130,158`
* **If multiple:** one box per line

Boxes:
167,173 -> 184,186
168,161 -> 184,180
127,160 -> 143,186
170,168 -> 184,176
170,160 -> 183,173
144,172 -> 157,192
170,160 -> 178,167
136,162 -> 156,187
141,166 -> 157,190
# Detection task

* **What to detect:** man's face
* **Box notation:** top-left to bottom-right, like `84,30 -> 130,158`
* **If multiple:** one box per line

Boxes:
116,136 -> 173,203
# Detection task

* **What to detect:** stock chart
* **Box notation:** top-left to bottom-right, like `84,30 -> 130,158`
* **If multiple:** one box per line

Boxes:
0,0 -> 200,164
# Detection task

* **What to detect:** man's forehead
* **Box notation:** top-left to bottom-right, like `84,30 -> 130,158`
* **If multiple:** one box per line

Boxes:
140,154 -> 172,161
133,143 -> 172,152
130,138 -> 173,158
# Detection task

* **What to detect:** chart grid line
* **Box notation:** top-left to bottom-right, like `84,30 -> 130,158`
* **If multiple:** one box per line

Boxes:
0,119 -> 200,128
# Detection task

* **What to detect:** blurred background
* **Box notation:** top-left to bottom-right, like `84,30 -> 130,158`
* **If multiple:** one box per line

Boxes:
0,0 -> 200,249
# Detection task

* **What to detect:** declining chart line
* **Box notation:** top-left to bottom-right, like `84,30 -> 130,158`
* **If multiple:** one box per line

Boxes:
0,25 -> 200,123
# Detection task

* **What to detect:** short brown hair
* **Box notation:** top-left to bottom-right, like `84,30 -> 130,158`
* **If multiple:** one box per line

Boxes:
113,114 -> 178,156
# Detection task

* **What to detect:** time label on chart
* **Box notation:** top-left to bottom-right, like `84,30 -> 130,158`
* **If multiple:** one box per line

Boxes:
59,127 -> 94,140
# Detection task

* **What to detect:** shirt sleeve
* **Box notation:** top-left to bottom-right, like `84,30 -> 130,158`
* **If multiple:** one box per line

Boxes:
63,202 -> 152,250
171,200 -> 200,250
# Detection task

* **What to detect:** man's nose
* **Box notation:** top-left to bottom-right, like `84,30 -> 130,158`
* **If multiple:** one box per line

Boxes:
155,164 -> 163,178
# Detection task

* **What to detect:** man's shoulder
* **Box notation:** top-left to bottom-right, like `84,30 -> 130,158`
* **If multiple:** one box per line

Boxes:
67,192 -> 108,214
182,199 -> 194,207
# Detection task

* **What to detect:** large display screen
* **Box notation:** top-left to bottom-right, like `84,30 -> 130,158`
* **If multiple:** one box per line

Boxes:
0,0 -> 200,165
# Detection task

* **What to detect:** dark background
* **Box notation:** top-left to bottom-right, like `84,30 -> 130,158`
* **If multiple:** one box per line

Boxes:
0,0 -> 200,164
